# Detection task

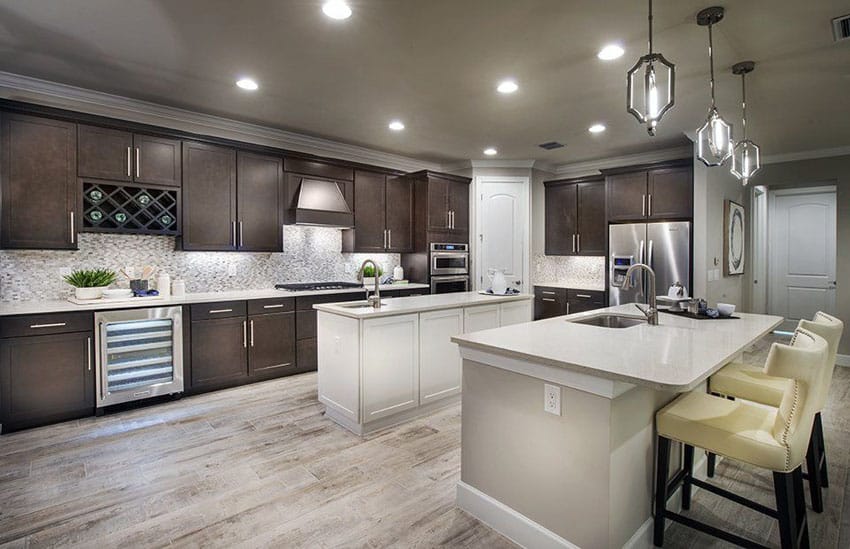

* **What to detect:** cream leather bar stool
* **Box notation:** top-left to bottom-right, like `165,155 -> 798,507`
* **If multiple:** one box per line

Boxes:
653,328 -> 829,549
707,312 -> 843,514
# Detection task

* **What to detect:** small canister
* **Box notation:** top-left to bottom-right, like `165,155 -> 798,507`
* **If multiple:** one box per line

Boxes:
687,299 -> 700,315
157,272 -> 171,298
171,279 -> 186,297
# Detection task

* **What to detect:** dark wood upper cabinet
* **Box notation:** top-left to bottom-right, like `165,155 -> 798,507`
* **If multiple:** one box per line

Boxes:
576,181 -> 606,255
385,176 -> 413,251
248,311 -> 296,378
181,141 -> 237,251
78,125 -> 181,186
605,161 -> 693,222
0,330 -> 94,432
237,152 -> 283,252
405,171 -> 471,252
1,113 -> 77,250
190,316 -> 248,390
448,180 -> 469,235
544,178 -> 605,256
427,176 -> 450,231
647,166 -> 693,220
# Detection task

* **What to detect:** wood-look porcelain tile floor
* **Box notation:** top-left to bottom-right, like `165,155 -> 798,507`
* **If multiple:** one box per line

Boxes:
0,334 -> 847,548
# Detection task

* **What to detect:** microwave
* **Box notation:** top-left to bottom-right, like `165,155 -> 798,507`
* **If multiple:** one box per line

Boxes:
430,243 -> 469,276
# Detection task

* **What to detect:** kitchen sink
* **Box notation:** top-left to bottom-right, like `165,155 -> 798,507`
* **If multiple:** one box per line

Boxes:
337,301 -> 379,310
570,314 -> 645,329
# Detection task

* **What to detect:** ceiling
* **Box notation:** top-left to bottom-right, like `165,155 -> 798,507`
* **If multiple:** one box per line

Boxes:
0,0 -> 848,165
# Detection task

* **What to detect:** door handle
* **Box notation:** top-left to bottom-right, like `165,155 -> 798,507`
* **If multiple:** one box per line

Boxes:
127,146 -> 132,177
135,147 -> 140,179
250,320 -> 254,347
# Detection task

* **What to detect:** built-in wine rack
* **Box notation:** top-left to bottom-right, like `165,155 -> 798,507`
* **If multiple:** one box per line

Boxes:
82,182 -> 179,235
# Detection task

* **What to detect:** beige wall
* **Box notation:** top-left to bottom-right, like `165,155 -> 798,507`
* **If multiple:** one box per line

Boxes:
744,155 -> 850,355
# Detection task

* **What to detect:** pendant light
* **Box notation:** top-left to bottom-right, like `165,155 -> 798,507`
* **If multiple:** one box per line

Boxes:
730,61 -> 761,185
696,6 -> 733,166
627,0 -> 675,136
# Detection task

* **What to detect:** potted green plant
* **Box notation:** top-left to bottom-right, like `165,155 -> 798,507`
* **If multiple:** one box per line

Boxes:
64,268 -> 118,300
360,264 -> 383,287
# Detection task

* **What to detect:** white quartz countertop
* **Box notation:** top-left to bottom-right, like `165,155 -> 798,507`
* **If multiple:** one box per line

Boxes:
533,281 -> 606,292
451,304 -> 783,392
0,283 -> 430,317
314,291 -> 533,319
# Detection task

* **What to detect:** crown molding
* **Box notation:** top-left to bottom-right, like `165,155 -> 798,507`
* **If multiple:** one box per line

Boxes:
442,159 -> 557,173
551,145 -> 694,178
762,146 -> 850,165
0,71 -> 441,173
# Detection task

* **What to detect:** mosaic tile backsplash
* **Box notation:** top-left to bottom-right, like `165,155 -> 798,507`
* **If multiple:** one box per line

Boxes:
0,227 -> 401,302
532,254 -> 606,290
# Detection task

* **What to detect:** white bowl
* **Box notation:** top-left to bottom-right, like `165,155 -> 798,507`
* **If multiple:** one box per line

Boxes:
716,303 -> 736,317
102,288 -> 134,299
74,286 -> 106,300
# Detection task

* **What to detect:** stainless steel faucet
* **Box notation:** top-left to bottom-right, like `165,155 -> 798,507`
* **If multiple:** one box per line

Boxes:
358,259 -> 382,308
622,263 -> 659,325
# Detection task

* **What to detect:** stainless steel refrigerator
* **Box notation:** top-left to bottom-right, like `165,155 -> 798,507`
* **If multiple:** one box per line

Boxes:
608,222 -> 691,306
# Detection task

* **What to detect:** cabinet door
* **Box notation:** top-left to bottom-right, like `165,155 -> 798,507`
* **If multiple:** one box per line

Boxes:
419,308 -> 463,404
237,152 -> 283,252
1,113 -> 77,250
448,180 -> 469,235
134,134 -> 182,187
0,331 -> 93,431
534,286 -> 568,320
606,172 -> 647,222
385,175 -> 413,252
181,142 -> 237,250
576,181 -> 606,255
78,125 -> 133,182
427,176 -> 450,231
463,304 -> 500,333
248,312 -> 295,378
499,300 -> 532,326
647,166 -> 693,220
567,289 -> 606,314
352,170 -> 387,252
362,314 -> 419,422
190,317 -> 247,390
544,184 -> 577,255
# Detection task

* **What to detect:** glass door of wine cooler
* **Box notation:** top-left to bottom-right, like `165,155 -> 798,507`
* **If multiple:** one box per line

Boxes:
95,307 -> 184,407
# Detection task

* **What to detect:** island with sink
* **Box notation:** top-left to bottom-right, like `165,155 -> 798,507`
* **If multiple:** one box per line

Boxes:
314,291 -> 533,435
451,303 -> 783,549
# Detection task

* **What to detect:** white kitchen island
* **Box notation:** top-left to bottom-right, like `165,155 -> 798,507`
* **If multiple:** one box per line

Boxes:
315,291 -> 533,435
451,304 -> 783,549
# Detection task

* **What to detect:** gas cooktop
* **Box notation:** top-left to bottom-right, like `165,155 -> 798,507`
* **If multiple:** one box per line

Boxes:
274,281 -> 363,292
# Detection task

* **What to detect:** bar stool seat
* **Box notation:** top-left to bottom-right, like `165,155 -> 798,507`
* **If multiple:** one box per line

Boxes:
658,389 -> 795,472
709,361 -> 786,407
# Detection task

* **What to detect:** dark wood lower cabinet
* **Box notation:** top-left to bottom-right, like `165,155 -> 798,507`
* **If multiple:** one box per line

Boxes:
534,286 -> 607,320
190,316 -> 248,390
248,312 -> 296,378
0,331 -> 94,432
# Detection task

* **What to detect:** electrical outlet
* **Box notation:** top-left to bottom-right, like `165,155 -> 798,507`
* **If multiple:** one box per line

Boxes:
713,268 -> 721,280
227,263 -> 237,277
707,269 -> 715,282
344,263 -> 353,274
544,383 -> 561,416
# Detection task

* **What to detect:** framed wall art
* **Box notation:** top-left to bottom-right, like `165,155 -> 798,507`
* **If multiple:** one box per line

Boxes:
724,199 -> 745,275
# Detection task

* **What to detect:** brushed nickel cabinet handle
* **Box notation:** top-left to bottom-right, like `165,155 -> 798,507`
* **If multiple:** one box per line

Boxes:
648,194 -> 652,217
571,234 -> 576,253
127,147 -> 132,177
250,320 -> 254,347
243,320 -> 247,348
577,234 -> 581,253
263,304 -> 284,309
575,294 -> 592,298
239,221 -> 243,247
135,147 -> 140,178
29,322 -> 66,329
388,229 -> 392,249
69,211 -> 75,244
541,291 -> 556,295
642,194 -> 646,216
383,229 -> 387,249
232,221 -> 237,247
208,308 -> 233,314
87,337 -> 92,371
541,298 -> 556,302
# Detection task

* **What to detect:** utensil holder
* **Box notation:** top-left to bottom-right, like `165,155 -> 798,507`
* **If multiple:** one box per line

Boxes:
130,279 -> 149,292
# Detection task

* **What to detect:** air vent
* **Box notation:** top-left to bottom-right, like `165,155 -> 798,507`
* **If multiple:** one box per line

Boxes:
833,14 -> 850,41
538,141 -> 565,150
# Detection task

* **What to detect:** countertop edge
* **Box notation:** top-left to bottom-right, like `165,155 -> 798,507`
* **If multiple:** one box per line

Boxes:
314,293 -> 533,318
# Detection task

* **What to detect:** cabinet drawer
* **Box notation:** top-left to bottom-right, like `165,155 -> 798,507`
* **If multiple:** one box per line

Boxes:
0,312 -> 92,338
247,297 -> 294,316
567,289 -> 606,303
533,286 -> 567,302
190,301 -> 247,320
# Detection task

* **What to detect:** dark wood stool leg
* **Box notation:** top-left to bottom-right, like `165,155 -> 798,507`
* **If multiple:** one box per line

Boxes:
805,429 -> 824,513
706,452 -> 716,478
774,470 -> 799,549
793,466 -> 810,549
682,444 -> 694,510
815,412 -> 829,487
654,436 -> 671,547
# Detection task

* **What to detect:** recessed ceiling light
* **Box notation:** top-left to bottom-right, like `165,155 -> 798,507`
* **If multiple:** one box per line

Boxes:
236,78 -> 258,91
483,148 -> 498,156
322,0 -> 351,20
588,123 -> 607,133
496,80 -> 518,94
388,120 -> 405,131
597,44 -> 625,61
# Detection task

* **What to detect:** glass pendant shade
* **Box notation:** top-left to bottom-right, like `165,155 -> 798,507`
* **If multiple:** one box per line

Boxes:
697,107 -> 733,166
731,139 -> 760,185
626,0 -> 675,136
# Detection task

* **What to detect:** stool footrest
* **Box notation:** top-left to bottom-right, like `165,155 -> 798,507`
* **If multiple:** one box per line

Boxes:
665,511 -> 771,549
690,478 -> 779,519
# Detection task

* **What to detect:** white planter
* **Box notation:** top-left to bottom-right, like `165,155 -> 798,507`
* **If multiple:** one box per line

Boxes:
362,277 -> 376,287
74,286 -> 107,300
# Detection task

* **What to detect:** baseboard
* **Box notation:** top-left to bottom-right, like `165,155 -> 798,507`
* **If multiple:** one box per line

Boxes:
836,354 -> 850,367
456,481 -> 580,549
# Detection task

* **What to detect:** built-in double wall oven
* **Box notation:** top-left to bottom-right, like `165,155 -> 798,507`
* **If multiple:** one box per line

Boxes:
430,243 -> 469,293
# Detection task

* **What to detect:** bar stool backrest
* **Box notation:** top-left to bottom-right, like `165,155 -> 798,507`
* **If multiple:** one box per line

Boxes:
764,328 -> 829,471
798,311 -> 844,411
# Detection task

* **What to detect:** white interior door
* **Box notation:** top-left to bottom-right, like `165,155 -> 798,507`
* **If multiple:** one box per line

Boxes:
476,176 -> 529,292
768,187 -> 837,332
